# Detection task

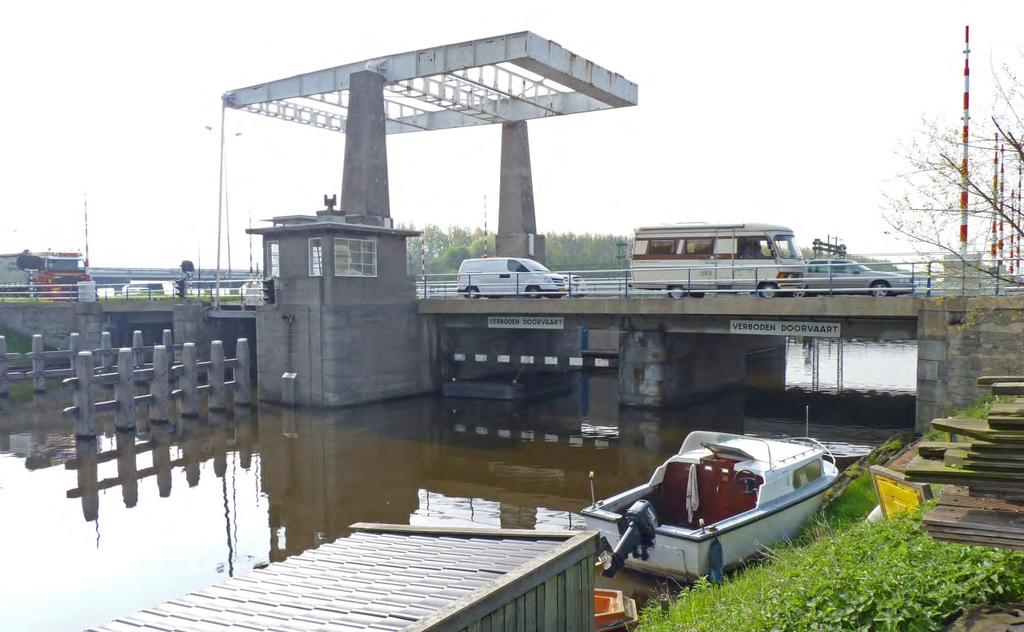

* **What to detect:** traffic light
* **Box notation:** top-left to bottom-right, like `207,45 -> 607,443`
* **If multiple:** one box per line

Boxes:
174,278 -> 187,299
262,278 -> 276,305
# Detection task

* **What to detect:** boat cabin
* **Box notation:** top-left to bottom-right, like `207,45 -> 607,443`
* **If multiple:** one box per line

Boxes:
641,432 -> 824,530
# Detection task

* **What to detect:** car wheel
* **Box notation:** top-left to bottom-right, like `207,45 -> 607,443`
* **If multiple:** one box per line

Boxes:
667,285 -> 686,299
757,282 -> 779,298
467,286 -> 480,299
870,280 -> 890,297
791,286 -> 807,298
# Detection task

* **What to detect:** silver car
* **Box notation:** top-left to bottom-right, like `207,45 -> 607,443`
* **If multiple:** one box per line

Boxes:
802,259 -> 914,297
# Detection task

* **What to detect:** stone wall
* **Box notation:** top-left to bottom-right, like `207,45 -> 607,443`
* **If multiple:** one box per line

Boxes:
917,297 -> 1024,428
0,302 -> 102,349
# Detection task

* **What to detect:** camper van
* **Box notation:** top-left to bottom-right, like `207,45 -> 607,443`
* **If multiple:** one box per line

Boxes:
630,223 -> 805,298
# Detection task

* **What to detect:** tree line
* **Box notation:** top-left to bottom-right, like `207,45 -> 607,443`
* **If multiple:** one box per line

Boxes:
402,224 -> 630,275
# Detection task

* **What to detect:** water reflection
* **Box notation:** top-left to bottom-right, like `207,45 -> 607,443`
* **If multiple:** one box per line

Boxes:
0,339 -> 916,631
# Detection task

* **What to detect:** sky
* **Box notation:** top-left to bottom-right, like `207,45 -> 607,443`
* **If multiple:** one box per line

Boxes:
1,1 -> 1022,268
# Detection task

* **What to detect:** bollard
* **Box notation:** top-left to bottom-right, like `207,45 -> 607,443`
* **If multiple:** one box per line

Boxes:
31,334 -> 44,392
235,338 -> 251,406
180,342 -> 198,417
68,333 -> 80,375
150,345 -> 170,422
0,336 -> 7,397
74,351 -> 95,437
132,330 -> 144,367
209,340 -> 226,411
99,329 -> 112,368
115,348 -> 135,431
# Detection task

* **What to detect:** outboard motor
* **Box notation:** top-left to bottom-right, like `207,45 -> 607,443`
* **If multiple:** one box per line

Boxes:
602,499 -> 658,577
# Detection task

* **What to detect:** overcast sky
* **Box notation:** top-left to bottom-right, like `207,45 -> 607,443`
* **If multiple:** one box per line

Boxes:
2,1 -> 1022,269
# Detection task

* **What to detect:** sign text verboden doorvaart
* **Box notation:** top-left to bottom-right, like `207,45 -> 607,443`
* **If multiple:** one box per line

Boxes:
729,319 -> 840,338
487,316 -> 565,330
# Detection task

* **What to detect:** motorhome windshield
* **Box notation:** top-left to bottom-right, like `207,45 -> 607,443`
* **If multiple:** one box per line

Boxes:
773,235 -> 800,259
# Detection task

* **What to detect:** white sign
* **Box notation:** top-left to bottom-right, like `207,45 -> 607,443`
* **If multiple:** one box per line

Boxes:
730,319 -> 841,338
487,316 -> 565,330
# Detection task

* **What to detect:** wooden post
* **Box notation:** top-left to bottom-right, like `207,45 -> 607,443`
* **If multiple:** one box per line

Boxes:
132,330 -> 144,367
235,338 -> 251,406
180,342 -> 198,417
115,348 -> 135,431
100,331 -> 113,369
0,335 -> 7,398
68,333 -> 80,374
209,340 -> 226,411
162,328 -> 173,362
31,334 -> 44,392
150,345 -> 170,423
74,351 -> 95,437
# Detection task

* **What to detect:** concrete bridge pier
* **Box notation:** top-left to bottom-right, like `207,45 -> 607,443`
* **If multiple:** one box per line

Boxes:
619,330 -> 778,408
496,121 -> 545,263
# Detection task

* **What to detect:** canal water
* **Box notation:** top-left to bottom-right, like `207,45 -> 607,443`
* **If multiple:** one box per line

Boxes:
0,338 -> 915,631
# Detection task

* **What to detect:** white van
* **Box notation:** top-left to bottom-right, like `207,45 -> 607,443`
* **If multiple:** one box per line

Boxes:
456,257 -> 568,298
630,223 -> 805,298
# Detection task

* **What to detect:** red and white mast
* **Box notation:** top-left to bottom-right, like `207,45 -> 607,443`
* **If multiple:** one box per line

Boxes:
960,26 -> 970,256
999,144 -> 1006,270
992,135 -> 999,261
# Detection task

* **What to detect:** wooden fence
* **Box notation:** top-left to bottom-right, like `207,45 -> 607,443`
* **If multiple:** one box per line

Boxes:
62,337 -> 252,437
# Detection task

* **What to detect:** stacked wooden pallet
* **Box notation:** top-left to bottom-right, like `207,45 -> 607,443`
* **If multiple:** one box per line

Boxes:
904,376 -> 1024,549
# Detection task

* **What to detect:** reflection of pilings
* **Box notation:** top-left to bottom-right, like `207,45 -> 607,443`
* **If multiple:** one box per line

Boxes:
116,430 -> 138,508
75,436 -> 99,522
210,411 -> 228,478
181,417 -> 202,487
235,407 -> 256,470
151,422 -> 173,498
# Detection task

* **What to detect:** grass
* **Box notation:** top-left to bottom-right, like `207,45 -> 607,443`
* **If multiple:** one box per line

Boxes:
0,325 -> 31,353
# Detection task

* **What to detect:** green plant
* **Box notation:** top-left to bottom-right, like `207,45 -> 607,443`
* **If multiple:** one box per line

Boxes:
637,511 -> 1024,632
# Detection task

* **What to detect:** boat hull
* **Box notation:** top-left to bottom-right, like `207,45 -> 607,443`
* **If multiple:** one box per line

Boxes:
584,482 -> 831,581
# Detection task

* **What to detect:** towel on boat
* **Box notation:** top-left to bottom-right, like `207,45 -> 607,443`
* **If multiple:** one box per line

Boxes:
686,463 -> 700,523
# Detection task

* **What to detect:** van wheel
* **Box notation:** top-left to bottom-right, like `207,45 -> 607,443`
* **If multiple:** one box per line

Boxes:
525,285 -> 541,298
757,282 -> 779,298
466,286 -> 480,299
667,285 -> 686,299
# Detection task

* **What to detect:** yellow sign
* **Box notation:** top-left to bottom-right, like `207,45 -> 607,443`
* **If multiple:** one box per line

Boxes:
870,465 -> 932,519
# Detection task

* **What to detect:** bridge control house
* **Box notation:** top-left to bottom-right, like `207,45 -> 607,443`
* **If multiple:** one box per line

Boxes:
248,205 -> 439,407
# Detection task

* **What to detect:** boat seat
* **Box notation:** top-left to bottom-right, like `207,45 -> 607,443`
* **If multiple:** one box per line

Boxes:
652,458 -> 762,528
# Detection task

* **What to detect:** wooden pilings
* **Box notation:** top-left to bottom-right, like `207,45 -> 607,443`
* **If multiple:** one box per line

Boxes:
52,336 -> 254,437
180,342 -> 198,417
115,348 -> 135,431
100,332 -> 113,370
235,338 -> 251,407
31,334 -> 44,392
150,345 -> 170,422
73,351 -> 95,437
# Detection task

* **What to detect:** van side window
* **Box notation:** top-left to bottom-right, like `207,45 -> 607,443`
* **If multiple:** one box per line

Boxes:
648,240 -> 676,256
683,238 -> 714,255
509,260 -> 529,273
736,237 -> 773,259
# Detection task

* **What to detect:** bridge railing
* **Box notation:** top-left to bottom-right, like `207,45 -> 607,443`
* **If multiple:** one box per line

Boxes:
416,257 -> 1024,300
0,279 -> 264,305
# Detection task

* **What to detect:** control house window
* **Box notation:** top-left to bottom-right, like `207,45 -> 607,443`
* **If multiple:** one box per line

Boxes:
308,238 -> 323,277
267,241 -> 280,277
334,238 -> 377,277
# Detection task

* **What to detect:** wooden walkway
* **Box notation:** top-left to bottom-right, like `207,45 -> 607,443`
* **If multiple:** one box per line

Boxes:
89,525 -> 598,632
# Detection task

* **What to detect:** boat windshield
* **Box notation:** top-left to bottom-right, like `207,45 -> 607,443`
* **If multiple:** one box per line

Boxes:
678,431 -> 815,467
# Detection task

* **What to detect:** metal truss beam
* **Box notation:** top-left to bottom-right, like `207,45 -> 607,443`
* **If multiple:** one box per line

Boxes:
223,31 -> 637,134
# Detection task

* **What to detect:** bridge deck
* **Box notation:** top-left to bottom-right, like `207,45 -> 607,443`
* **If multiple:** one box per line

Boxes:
418,296 -> 921,319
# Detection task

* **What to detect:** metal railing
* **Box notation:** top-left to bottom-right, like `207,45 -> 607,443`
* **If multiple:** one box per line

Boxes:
0,279 -> 264,305
415,257 -> 1024,300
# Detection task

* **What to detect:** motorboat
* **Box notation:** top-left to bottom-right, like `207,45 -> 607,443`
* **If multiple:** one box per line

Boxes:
582,431 -> 839,581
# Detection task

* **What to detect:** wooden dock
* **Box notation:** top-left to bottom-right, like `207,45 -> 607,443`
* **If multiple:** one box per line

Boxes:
89,524 -> 599,632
